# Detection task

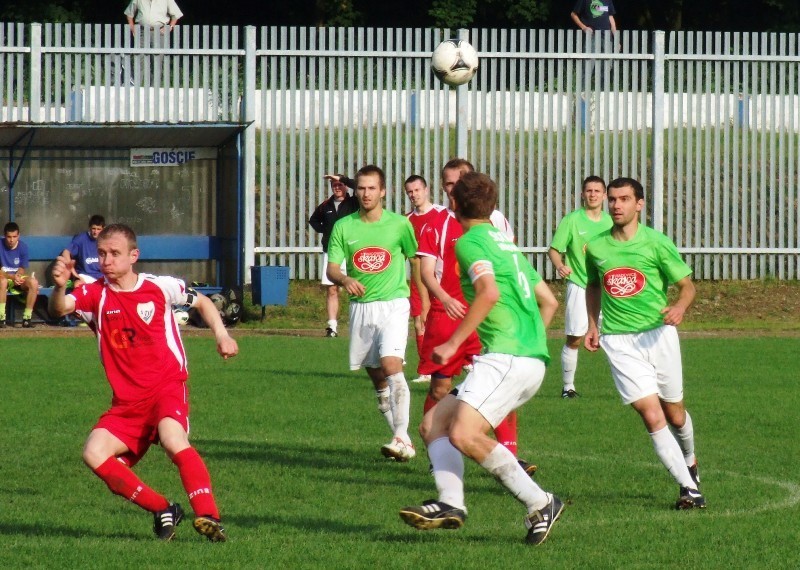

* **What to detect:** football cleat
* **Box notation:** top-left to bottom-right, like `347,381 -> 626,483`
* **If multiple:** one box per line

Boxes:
325,327 -> 338,337
525,494 -> 565,546
381,437 -> 416,462
399,500 -> 466,530
22,319 -> 33,329
411,374 -> 431,383
688,461 -> 701,488
561,389 -> 580,399
153,502 -> 184,541
518,459 -> 538,477
0,320 -> 6,329
676,487 -> 706,510
193,516 -> 227,542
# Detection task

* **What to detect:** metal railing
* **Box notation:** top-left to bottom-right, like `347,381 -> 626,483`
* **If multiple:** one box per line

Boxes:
3,24 -> 799,279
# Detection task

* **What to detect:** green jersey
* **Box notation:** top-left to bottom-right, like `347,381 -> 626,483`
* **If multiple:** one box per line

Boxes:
550,207 -> 613,288
328,210 -> 417,303
585,225 -> 692,334
456,223 -> 550,364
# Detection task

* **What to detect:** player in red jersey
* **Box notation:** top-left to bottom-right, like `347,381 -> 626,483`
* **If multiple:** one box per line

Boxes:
49,224 -> 238,542
405,175 -> 447,383
416,159 -> 536,475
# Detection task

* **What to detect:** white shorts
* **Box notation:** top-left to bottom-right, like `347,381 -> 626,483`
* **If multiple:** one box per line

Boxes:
321,252 -> 346,286
348,297 -> 410,370
455,353 -> 546,428
600,325 -> 684,405
564,281 -> 589,336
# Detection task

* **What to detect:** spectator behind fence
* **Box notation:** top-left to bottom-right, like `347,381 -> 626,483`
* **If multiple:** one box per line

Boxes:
0,222 -> 40,328
309,175 -> 359,337
124,0 -> 183,85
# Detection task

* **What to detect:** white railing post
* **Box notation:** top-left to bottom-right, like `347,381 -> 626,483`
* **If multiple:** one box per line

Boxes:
243,25 -> 257,284
29,23 -> 42,122
651,30 -> 666,232
455,28 -> 469,159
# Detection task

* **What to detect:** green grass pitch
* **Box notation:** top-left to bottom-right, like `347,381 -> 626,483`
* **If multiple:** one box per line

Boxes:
1,334 -> 798,568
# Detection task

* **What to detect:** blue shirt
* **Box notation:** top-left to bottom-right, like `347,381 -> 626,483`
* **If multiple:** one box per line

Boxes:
69,231 -> 102,279
1,239 -> 29,273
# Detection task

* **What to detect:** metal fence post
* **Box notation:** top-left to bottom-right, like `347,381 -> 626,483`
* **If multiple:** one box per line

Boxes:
243,25 -> 257,283
29,23 -> 42,122
651,30 -> 666,232
455,28 -> 469,159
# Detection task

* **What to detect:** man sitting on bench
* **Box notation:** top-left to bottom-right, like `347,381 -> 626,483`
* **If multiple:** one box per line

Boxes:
0,222 -> 40,328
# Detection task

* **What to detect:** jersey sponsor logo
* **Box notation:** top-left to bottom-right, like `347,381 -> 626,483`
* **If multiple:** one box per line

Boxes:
85,257 -> 99,264
603,267 -> 646,297
352,247 -> 391,273
137,301 -> 155,324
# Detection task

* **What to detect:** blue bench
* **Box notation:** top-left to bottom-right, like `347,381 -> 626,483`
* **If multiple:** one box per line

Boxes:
7,235 -> 223,325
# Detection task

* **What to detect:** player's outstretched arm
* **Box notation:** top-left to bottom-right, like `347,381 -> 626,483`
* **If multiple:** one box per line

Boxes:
193,293 -> 239,359
661,276 -> 695,326
48,254 -> 77,317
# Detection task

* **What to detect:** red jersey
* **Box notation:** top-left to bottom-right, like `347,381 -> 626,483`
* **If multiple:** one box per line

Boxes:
71,274 -> 193,405
406,204 -> 447,310
417,210 -> 466,312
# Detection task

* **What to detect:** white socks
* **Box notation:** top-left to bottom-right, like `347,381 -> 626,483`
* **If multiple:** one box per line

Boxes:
671,411 -> 697,467
327,319 -> 337,333
480,442 -> 549,513
561,345 -> 578,391
375,387 -> 394,432
650,426 -> 696,489
386,372 -> 411,442
428,437 -> 465,509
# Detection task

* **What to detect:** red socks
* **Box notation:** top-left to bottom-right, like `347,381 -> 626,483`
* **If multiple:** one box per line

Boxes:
493,411 -> 518,456
416,333 -> 424,358
423,392 -> 438,415
94,457 -> 169,512
172,447 -> 220,519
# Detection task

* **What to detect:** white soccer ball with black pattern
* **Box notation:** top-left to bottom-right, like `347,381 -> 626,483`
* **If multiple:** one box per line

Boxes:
431,39 -> 479,87
172,308 -> 190,326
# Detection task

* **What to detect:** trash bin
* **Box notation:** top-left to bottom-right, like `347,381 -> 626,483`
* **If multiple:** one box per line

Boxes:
250,266 -> 290,321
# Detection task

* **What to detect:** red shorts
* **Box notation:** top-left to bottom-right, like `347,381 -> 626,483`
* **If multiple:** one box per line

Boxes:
95,381 -> 190,467
418,308 -> 482,377
409,283 -> 422,317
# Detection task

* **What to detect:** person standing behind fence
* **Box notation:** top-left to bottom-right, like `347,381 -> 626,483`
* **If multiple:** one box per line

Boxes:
570,0 -> 617,90
124,0 -> 183,84
309,176 -> 359,337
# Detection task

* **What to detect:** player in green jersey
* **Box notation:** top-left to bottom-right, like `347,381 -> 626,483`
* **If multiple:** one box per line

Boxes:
548,175 -> 613,398
399,172 -> 564,546
327,165 -> 419,462
584,177 -> 706,510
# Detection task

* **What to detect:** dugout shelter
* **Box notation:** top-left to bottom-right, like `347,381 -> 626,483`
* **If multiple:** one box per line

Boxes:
0,122 -> 248,296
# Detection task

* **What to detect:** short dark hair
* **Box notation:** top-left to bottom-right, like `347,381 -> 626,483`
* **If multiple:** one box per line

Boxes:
607,177 -> 644,200
88,214 -> 105,227
452,172 -> 497,220
3,222 -> 19,234
98,223 -> 138,251
404,174 -> 427,187
582,175 -> 606,191
442,158 -> 474,180
356,164 -> 386,189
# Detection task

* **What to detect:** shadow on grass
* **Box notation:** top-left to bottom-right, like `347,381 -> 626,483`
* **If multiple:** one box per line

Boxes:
0,521 -> 142,540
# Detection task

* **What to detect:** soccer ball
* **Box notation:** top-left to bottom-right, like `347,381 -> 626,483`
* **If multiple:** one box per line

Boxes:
172,308 -> 190,326
222,302 -> 242,326
431,39 -> 479,87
